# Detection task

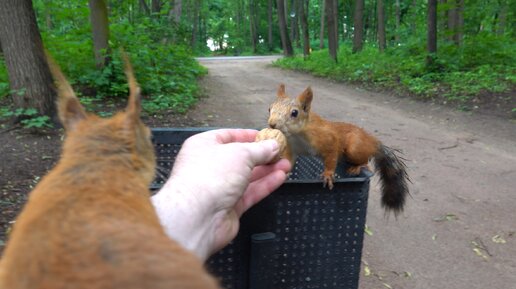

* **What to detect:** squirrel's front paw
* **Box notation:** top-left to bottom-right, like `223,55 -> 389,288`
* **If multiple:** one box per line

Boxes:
321,172 -> 335,190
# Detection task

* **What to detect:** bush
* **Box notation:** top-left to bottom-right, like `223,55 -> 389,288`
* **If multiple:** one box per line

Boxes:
274,37 -> 515,107
0,57 -> 9,99
1,12 -> 207,116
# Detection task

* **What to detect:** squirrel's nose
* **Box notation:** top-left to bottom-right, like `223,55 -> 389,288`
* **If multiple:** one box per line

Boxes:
269,123 -> 276,129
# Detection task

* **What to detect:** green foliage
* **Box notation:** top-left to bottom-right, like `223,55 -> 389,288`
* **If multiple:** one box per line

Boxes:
0,1 -> 207,116
0,58 -> 8,99
21,115 -> 53,129
2,0 -> 514,118
274,35 -> 515,108
31,0 -> 208,115
108,19 -> 208,113
0,108 -> 53,129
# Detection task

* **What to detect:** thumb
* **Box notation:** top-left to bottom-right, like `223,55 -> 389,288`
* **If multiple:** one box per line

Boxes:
241,139 -> 280,167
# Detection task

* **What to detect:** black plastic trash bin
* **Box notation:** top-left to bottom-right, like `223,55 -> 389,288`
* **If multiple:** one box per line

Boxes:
151,128 -> 371,289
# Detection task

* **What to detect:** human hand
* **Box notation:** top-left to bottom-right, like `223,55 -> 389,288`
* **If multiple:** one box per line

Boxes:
151,129 -> 291,261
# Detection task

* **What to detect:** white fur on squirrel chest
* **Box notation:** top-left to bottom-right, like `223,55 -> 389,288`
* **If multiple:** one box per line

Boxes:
286,133 -> 317,156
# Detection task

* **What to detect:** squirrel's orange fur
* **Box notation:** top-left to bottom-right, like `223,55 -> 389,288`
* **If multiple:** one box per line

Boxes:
0,54 -> 219,289
268,84 -> 409,214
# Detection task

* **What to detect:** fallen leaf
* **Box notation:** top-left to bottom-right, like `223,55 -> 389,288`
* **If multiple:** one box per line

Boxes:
364,265 -> 371,277
473,248 -> 489,260
433,213 -> 458,222
383,282 -> 393,289
365,225 -> 373,236
492,235 -> 506,244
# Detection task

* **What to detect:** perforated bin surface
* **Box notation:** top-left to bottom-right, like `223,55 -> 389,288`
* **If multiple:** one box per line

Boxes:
151,128 -> 371,289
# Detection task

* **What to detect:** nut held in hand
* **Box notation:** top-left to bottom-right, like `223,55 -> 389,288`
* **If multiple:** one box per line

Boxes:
255,128 -> 288,162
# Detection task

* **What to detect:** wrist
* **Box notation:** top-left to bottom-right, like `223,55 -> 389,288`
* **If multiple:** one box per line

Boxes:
151,179 -> 214,261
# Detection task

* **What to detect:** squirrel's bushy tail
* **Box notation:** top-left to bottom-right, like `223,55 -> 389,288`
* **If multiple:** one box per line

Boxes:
373,144 -> 410,215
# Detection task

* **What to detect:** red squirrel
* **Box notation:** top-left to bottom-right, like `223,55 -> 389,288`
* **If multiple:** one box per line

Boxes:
0,54 -> 220,289
268,84 -> 410,214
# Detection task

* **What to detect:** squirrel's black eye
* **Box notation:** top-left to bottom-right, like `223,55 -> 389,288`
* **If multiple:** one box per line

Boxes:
291,109 -> 299,118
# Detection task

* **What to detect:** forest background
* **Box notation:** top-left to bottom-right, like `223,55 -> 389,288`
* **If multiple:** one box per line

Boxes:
0,0 -> 514,129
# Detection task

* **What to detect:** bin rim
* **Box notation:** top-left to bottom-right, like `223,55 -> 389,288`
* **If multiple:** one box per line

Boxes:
151,127 -> 374,183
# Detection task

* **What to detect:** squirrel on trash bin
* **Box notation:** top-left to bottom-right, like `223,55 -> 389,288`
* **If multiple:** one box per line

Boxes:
267,84 -> 410,215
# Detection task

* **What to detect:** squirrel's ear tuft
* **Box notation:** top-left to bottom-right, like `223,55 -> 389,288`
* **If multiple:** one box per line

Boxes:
47,51 -> 87,131
277,83 -> 287,98
121,50 -> 142,124
297,86 -> 313,112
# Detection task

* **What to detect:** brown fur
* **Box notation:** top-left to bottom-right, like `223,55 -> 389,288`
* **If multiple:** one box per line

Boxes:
0,54 -> 219,289
268,84 -> 409,214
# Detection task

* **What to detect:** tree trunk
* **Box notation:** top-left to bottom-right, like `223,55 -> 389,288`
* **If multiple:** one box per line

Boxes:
439,0 -> 447,33
325,0 -> 337,62
200,15 -> 207,49
151,0 -> 161,15
410,0 -> 417,34
191,0 -> 200,49
296,0 -> 303,48
235,0 -> 243,54
447,0 -> 456,41
352,0 -> 365,53
377,0 -> 386,52
366,1 -> 374,42
497,1 -> 507,35
249,0 -> 258,53
319,0 -> 325,49
0,0 -> 56,119
290,0 -> 299,48
88,0 -> 110,69
395,0 -> 400,42
168,0 -> 182,23
454,0 -> 463,45
427,0 -> 437,65
139,0 -> 150,15
332,0 -> 338,49
300,0 -> 310,58
447,0 -> 462,45
268,0 -> 274,51
277,0 -> 294,56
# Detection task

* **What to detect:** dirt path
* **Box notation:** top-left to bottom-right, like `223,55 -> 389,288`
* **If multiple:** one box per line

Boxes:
190,56 -> 516,289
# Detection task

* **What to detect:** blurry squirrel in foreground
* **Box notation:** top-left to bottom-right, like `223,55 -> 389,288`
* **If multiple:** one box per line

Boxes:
0,53 -> 219,289
267,84 -> 410,215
